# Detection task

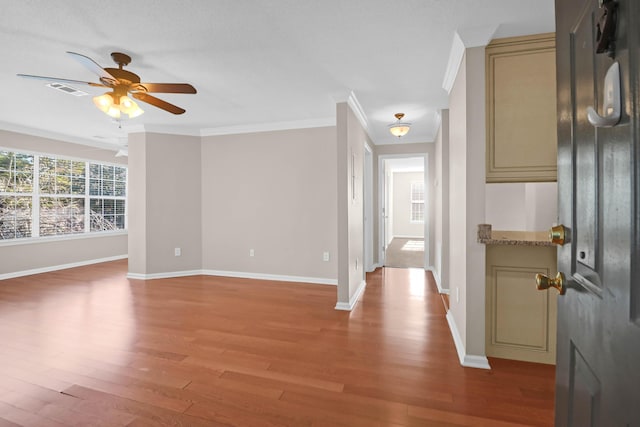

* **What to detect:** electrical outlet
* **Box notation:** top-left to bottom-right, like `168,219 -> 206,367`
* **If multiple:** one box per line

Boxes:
249,249 -> 255,257
323,251 -> 330,262
174,247 -> 181,257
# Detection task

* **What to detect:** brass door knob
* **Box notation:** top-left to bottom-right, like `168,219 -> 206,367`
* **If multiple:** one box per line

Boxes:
536,272 -> 567,295
549,225 -> 569,245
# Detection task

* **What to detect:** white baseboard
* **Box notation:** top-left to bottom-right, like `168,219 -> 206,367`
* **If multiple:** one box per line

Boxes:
128,268 -> 338,285
0,254 -> 128,281
335,279 -> 366,311
446,311 -> 491,370
366,263 -> 382,273
428,267 -> 450,295
392,235 -> 424,239
127,270 -> 202,280
202,270 -> 337,286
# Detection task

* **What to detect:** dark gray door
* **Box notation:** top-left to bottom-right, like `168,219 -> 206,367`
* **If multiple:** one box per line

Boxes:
555,0 -> 640,425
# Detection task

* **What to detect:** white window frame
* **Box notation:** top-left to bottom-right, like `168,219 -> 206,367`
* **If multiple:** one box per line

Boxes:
410,181 -> 425,223
0,147 -> 127,244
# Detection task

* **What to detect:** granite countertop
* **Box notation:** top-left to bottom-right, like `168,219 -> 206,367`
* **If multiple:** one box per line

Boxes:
477,224 -> 554,246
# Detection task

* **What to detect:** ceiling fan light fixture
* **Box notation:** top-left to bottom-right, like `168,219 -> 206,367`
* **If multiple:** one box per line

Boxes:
93,93 -> 114,112
93,92 -> 143,119
93,93 -> 121,118
388,113 -> 411,138
119,96 -> 144,118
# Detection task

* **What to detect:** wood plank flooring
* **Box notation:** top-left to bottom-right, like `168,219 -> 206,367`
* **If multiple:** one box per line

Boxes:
0,261 -> 555,426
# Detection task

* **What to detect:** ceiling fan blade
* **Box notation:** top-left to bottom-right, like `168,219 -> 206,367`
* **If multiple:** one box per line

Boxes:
132,83 -> 197,94
131,92 -> 186,115
66,51 -> 116,82
17,74 -> 107,87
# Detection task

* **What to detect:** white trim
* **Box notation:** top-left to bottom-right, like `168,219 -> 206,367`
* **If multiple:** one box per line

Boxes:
127,270 -> 203,280
126,124 -> 201,137
391,235 -> 424,239
445,311 -> 491,370
0,254 -> 127,281
428,267 -> 450,295
347,92 -> 370,136
364,142 -> 374,273
366,263 -> 383,273
0,230 -> 128,247
0,117 -> 340,143
334,302 -> 352,310
205,270 -> 337,285
442,32 -> 466,94
0,121 -> 118,151
200,118 -> 335,137
378,153 -> 429,268
442,26 -> 497,94
126,269 -> 338,284
335,279 -> 366,311
127,269 -> 338,285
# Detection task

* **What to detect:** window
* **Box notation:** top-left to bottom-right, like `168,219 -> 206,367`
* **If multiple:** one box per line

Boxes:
0,151 -> 33,239
0,149 -> 127,241
410,181 -> 424,223
89,164 -> 127,231
39,156 -> 86,236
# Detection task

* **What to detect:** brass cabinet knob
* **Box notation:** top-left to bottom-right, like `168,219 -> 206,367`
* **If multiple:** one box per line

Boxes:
549,225 -> 569,245
536,272 -> 567,295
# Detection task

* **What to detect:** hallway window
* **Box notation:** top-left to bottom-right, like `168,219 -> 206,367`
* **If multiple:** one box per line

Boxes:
410,181 -> 424,222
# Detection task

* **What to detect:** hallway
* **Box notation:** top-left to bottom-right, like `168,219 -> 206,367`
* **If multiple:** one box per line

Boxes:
384,237 -> 425,268
0,261 -> 554,426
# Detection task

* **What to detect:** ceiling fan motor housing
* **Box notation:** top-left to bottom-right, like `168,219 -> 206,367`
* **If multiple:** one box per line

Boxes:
102,68 -> 140,87
111,52 -> 131,67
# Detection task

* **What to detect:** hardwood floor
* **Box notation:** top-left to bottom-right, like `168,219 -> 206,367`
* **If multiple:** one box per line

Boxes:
0,261 -> 555,426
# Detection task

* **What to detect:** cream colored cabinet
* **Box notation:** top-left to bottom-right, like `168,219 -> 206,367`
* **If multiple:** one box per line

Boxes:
486,33 -> 557,183
485,244 -> 558,364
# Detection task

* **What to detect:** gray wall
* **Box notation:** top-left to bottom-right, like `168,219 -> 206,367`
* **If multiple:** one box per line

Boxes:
336,102 -> 368,305
448,48 -> 487,360
128,132 -> 202,276
201,127 -> 337,281
434,109 -> 450,291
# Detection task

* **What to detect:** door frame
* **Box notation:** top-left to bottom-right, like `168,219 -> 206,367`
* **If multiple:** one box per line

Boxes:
363,142 -> 375,272
377,153 -> 429,268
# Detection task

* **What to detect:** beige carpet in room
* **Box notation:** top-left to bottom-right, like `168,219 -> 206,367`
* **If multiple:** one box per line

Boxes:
384,237 -> 425,268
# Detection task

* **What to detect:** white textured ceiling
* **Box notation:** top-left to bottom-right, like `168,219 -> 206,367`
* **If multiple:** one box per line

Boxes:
0,1 -> 555,150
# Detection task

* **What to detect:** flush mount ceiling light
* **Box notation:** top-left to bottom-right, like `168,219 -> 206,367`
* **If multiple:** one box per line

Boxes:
388,113 -> 411,138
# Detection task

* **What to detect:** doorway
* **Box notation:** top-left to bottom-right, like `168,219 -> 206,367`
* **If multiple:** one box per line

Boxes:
378,155 -> 428,269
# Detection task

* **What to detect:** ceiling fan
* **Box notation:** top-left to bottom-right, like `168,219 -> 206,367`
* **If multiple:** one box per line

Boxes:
18,51 -> 197,118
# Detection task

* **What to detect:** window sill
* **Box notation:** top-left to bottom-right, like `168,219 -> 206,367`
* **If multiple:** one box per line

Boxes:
0,230 -> 128,247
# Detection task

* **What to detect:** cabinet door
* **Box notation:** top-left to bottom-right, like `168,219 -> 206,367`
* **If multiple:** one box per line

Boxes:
485,245 -> 558,364
486,33 -> 557,183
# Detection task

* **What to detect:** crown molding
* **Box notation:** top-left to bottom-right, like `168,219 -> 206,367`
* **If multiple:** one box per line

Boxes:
125,124 -> 201,137
200,117 -> 335,137
0,121 -> 118,151
442,25 -> 498,94
334,90 -> 373,142
347,91 -> 370,137
442,32 -> 466,94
